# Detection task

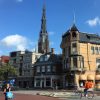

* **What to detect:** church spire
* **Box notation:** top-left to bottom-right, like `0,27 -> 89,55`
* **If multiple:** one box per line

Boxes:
40,4 -> 47,33
38,5 -> 49,54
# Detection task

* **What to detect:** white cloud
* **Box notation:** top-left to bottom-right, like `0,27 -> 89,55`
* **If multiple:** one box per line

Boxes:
0,34 -> 28,51
16,0 -> 23,3
50,41 -> 54,46
86,17 -> 100,26
49,31 -> 55,35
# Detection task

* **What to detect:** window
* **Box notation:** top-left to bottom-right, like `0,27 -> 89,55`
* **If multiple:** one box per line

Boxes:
63,48 -> 65,55
42,66 -> 45,72
95,47 -> 99,54
79,80 -> 85,87
52,66 -> 56,72
73,57 -> 77,68
36,79 -> 41,87
96,59 -> 100,69
47,65 -> 51,72
44,56 -> 47,61
40,57 -> 43,61
37,66 -> 40,72
44,55 -> 50,61
72,43 -> 77,47
79,57 -> 84,68
99,47 -> 100,54
72,43 -> 77,54
46,78 -> 51,86
91,46 -> 95,54
72,32 -> 77,37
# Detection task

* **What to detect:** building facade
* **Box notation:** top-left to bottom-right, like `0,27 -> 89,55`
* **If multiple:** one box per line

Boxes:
60,24 -> 100,90
34,49 -> 62,89
9,50 -> 42,88
0,56 -> 10,66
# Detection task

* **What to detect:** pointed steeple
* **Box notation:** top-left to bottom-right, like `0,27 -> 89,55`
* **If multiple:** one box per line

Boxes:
40,4 -> 47,33
70,24 -> 78,31
38,5 -> 49,54
70,11 -> 79,31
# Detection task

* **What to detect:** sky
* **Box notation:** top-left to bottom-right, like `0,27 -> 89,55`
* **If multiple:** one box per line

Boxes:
0,0 -> 100,56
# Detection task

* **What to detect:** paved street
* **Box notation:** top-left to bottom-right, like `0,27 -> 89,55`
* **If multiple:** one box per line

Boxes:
0,90 -> 100,100
0,93 -> 59,100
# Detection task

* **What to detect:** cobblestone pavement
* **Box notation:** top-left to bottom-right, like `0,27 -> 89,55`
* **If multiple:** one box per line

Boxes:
0,93 -> 60,100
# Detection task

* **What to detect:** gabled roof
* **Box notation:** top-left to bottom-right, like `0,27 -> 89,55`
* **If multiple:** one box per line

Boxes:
34,53 -> 62,65
62,24 -> 79,38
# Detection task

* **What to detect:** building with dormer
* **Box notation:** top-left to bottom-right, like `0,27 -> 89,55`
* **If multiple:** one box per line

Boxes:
60,24 -> 100,90
34,48 -> 62,89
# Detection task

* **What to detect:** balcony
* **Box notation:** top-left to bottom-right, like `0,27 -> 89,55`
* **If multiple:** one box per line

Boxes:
70,67 -> 87,72
70,67 -> 82,71
71,51 -> 78,55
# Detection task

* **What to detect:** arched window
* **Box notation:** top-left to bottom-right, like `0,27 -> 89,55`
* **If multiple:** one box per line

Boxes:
72,32 -> 77,37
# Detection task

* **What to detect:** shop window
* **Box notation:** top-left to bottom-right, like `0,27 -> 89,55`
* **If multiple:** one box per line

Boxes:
36,79 -> 41,86
79,80 -> 85,87
96,59 -> 100,69
46,78 -> 51,86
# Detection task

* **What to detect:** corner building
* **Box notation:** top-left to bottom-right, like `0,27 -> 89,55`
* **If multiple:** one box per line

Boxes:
60,24 -> 100,90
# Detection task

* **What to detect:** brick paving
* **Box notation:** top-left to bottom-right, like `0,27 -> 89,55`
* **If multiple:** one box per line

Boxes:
0,93 -> 60,100
0,90 -> 100,100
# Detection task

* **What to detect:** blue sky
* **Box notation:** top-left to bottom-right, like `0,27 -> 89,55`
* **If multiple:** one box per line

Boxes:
0,0 -> 100,56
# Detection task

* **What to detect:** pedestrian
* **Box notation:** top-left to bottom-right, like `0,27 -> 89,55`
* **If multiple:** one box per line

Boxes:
3,83 -> 11,100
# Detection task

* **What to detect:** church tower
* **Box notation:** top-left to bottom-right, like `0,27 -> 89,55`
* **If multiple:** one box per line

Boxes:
38,5 -> 49,53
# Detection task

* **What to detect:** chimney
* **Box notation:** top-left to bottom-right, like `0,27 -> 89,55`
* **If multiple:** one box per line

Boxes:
51,48 -> 54,54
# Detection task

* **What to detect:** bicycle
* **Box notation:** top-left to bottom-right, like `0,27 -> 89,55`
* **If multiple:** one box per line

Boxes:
73,89 -> 81,96
80,89 -> 94,99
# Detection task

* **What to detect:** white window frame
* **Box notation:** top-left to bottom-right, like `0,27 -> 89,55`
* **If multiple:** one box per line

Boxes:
42,66 -> 45,72
47,65 -> 51,72
37,66 -> 40,72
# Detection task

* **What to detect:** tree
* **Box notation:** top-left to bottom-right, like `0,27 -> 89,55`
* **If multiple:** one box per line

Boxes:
0,64 -> 17,81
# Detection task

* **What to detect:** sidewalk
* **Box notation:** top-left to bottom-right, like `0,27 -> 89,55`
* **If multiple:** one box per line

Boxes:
12,90 -> 100,98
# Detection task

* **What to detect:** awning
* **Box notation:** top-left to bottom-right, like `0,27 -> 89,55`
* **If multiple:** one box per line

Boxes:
95,75 -> 100,80
79,75 -> 87,80
87,74 -> 94,80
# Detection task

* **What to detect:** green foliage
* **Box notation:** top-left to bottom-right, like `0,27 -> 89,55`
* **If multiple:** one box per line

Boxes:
0,64 -> 17,81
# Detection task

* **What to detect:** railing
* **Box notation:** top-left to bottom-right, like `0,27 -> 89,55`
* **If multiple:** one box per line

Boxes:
71,51 -> 78,55
70,67 -> 87,72
70,67 -> 82,71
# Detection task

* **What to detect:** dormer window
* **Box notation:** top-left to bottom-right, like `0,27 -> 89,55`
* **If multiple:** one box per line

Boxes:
44,55 -> 50,61
40,57 -> 43,61
72,32 -> 77,37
